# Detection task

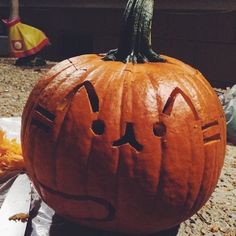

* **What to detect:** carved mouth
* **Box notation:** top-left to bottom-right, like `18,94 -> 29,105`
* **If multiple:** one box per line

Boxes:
38,181 -> 116,222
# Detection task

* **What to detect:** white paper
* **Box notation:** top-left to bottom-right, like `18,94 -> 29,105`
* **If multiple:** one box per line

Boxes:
0,117 -> 21,142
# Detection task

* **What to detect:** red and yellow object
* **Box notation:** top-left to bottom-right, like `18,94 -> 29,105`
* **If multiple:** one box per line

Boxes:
2,18 -> 50,58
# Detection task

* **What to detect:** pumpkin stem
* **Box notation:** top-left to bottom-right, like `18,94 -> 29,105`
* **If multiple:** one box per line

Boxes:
103,0 -> 165,63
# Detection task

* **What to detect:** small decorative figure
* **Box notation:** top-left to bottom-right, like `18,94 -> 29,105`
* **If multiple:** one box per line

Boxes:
2,0 -> 50,66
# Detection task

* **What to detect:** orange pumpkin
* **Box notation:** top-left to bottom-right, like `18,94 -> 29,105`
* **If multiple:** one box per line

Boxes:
21,0 -> 226,234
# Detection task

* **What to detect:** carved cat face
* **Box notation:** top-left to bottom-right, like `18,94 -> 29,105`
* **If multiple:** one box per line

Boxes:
22,55 -> 226,233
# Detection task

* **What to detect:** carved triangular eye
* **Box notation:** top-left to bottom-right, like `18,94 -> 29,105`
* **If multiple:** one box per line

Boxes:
92,119 -> 105,135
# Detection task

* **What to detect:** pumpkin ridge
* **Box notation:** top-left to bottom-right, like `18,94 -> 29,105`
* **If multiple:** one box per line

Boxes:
182,73 -> 209,114
154,82 -> 202,215
64,55 -> 101,70
25,125 -> 43,196
192,113 -> 225,213
53,116 -> 75,188
33,64 -> 103,188
213,139 -> 221,190
194,70 -> 217,98
153,128 -> 166,214
113,72 -> 127,229
22,64 -> 78,185
194,71 -> 218,104
39,69 -> 79,110
85,68 -> 121,183
145,74 -> 166,195
50,66 -> 106,141
185,73 -> 209,115
190,145 -> 215,213
178,73 -> 204,118
67,58 -> 80,71
198,75 -> 224,119
44,60 -> 106,121
205,140 -> 220,203
85,66 -> 121,128
85,137 -> 99,218
115,71 -> 131,148
146,71 -> 166,194
197,81 -> 222,121
146,71 -> 166,118
54,59 -> 108,99
146,72 -> 186,203
218,124 -> 226,176
31,62 -> 91,119
187,133 -> 205,214
52,113 -> 86,193
204,119 -> 225,210
30,69 -> 84,138
91,65 -> 131,227
63,67 -> 118,217
182,122 -> 204,216
95,63 -> 130,141
53,72 -> 107,188
38,56 -> 105,109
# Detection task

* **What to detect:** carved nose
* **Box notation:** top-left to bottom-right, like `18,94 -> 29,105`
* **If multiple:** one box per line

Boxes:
113,123 -> 143,151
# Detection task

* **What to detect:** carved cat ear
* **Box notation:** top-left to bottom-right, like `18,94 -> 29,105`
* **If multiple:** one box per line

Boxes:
162,87 -> 199,120
77,81 -> 106,135
162,87 -> 221,144
58,80 -> 99,113
72,81 -> 106,135
80,81 -> 99,113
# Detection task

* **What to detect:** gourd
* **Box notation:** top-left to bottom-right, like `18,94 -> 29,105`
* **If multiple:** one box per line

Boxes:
21,0 -> 226,234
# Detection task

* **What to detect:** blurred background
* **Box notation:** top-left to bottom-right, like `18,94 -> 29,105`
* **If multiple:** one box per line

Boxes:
0,0 -> 236,87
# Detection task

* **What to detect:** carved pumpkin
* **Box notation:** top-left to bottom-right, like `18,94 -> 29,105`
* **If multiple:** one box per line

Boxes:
21,0 -> 226,234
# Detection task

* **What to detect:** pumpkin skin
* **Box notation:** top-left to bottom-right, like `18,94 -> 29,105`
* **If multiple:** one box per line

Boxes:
21,54 -> 226,234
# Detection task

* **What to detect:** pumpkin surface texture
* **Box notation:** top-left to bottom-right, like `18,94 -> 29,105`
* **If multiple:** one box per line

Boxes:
21,0 -> 226,234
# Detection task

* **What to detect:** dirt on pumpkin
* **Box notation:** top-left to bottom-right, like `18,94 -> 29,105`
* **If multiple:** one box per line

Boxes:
0,58 -> 235,236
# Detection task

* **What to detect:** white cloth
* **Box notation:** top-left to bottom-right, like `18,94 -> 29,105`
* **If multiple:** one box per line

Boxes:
0,117 -> 21,142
